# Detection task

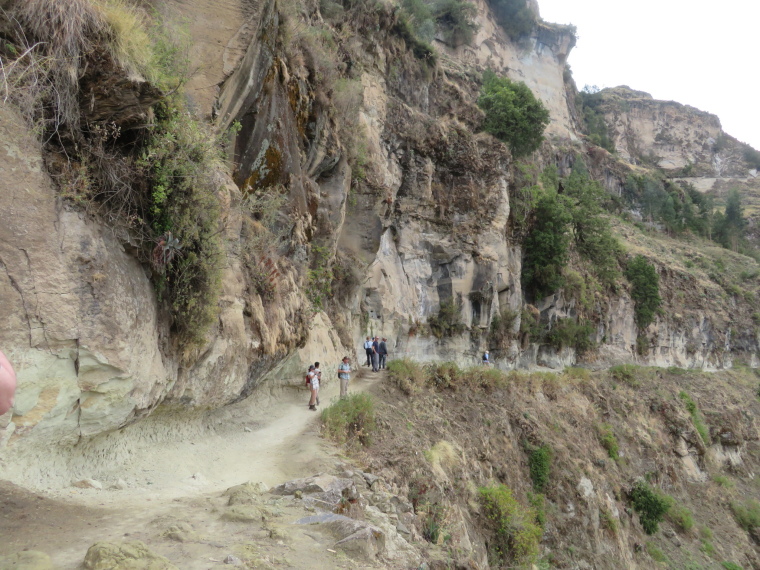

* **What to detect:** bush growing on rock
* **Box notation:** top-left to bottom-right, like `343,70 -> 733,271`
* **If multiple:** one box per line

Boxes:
428,299 -> 466,338
432,0 -> 478,47
387,358 -> 428,395
730,499 -> 760,533
521,188 -> 571,299
478,485 -> 542,565
478,70 -> 550,158
597,423 -> 619,460
625,255 -> 662,330
487,0 -> 536,40
321,393 -> 376,447
545,318 -> 595,356
629,480 -> 673,535
527,444 -> 552,492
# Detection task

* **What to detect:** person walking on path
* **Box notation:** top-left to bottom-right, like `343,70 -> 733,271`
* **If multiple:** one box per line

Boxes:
378,338 -> 388,370
482,351 -> 491,365
338,356 -> 351,399
306,365 -> 320,411
313,362 -> 322,405
0,350 -> 16,416
371,336 -> 380,372
363,337 -> 373,367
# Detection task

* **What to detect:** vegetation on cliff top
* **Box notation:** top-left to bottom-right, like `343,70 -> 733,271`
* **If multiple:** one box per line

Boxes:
1,0 -> 225,347
479,70 -> 550,158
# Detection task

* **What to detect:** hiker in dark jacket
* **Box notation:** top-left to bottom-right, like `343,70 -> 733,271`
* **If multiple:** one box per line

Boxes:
378,338 -> 388,370
371,336 -> 380,372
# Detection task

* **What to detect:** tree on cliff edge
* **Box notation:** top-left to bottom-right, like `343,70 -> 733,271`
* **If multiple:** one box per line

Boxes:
478,71 -> 550,158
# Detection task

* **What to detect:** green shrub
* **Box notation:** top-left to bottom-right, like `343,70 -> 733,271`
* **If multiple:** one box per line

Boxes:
625,255 -> 662,330
432,0 -> 478,47
401,0 -> 435,41
722,562 -> 744,570
600,508 -> 619,535
428,361 -> 462,390
521,189 -> 572,298
609,364 -> 640,387
479,70 -> 550,158
387,358 -> 427,395
478,485 -> 542,566
563,168 -> 622,287
545,318 -> 595,356
489,308 -> 518,350
527,492 -> 546,529
321,393 -> 376,447
528,444 -> 552,492
629,480 -> 673,535
730,499 -> 760,532
712,474 -> 734,488
392,11 -> 437,68
667,504 -> 694,533
141,101 -> 225,345
578,91 -> 615,153
429,299 -> 466,338
700,539 -> 716,557
679,391 -> 711,446
306,245 -> 334,311
520,308 -> 543,342
459,366 -> 510,389
645,541 -> 668,563
598,423 -> 619,460
487,0 -> 536,39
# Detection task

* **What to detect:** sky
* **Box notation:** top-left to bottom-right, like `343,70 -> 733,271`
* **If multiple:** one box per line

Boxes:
537,0 -> 760,150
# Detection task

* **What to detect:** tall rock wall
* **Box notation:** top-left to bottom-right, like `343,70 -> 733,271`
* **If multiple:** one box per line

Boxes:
1,0 -> 759,455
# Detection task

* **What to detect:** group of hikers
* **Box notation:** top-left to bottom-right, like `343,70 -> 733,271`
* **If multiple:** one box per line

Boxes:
363,336 -> 388,372
303,335 -> 390,411
304,356 -> 352,411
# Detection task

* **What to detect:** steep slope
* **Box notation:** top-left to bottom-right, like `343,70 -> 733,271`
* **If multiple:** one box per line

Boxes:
0,0 -> 759,496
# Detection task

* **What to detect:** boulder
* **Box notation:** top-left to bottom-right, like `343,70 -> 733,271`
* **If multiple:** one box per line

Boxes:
294,513 -> 385,561
83,541 -> 177,570
223,481 -> 268,505
271,474 -> 356,507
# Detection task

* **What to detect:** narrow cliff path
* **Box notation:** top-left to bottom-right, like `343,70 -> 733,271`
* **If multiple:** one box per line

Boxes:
0,366 -> 387,569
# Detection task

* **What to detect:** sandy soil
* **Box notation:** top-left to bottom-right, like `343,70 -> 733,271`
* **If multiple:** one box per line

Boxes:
0,367 -> 384,569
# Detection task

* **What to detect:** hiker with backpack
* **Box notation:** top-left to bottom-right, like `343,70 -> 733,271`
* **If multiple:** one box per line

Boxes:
305,365 -> 319,411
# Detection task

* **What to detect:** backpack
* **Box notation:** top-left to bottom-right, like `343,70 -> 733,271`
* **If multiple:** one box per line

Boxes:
305,371 -> 314,386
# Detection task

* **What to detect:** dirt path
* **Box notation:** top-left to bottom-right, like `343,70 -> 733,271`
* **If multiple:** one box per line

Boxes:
0,367 -> 385,569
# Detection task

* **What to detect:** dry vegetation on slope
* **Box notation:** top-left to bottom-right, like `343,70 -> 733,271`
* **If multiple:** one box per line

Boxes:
339,362 -> 760,568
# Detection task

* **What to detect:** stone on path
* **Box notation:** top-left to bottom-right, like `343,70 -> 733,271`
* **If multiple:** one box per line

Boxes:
72,479 -> 103,490
223,481 -> 268,505
294,512 -> 385,560
83,541 -> 177,569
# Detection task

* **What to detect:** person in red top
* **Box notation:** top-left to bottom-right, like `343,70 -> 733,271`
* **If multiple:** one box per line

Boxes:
0,350 -> 17,415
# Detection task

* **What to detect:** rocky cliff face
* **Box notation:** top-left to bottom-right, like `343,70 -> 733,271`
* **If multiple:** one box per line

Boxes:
591,86 -> 759,183
1,0 -> 759,457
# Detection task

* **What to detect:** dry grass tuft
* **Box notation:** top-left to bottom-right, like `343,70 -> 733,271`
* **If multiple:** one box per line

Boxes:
95,0 -> 153,78
13,0 -> 105,130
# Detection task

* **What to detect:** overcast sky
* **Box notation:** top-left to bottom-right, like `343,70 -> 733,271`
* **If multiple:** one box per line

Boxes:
538,0 -> 760,150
